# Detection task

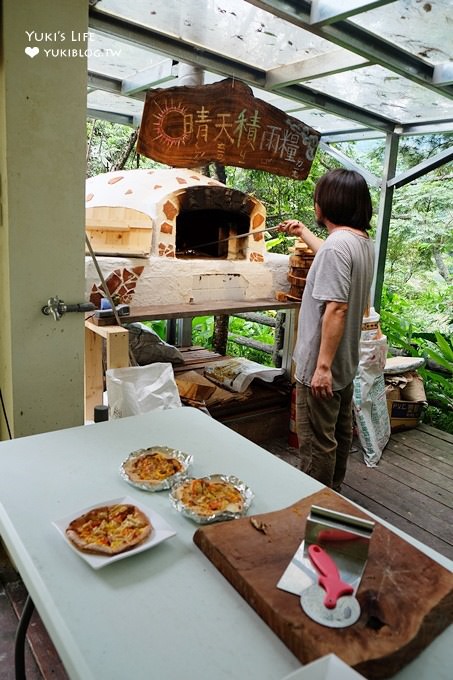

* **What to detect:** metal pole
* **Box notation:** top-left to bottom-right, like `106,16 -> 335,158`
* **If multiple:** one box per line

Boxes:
14,595 -> 35,680
371,131 -> 399,312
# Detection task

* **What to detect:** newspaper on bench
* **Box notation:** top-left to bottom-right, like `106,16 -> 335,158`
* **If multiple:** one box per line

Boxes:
204,358 -> 285,393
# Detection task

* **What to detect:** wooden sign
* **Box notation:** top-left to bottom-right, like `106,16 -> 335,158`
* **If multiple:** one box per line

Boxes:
137,79 -> 320,180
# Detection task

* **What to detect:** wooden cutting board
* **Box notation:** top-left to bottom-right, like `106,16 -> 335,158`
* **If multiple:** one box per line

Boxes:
193,488 -> 453,680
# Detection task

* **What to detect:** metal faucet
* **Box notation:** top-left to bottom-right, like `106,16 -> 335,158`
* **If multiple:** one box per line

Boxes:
41,296 -> 95,321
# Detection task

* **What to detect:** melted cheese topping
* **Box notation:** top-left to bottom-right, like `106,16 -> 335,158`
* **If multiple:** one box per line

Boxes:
176,478 -> 243,516
67,504 -> 150,552
126,451 -> 182,482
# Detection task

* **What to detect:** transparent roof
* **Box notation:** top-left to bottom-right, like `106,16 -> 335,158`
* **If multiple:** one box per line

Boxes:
87,0 -> 453,140
304,65 -> 453,124
350,0 -> 453,65
88,31 -> 164,80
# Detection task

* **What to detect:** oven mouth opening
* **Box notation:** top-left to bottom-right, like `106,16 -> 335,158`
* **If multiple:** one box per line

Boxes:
175,208 -> 250,259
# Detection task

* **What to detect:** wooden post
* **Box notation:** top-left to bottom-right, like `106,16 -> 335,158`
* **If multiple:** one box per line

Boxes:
213,315 -> 229,355
84,320 -> 129,421
273,312 -> 285,368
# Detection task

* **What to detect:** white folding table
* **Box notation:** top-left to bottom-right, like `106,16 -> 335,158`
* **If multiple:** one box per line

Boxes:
0,407 -> 451,680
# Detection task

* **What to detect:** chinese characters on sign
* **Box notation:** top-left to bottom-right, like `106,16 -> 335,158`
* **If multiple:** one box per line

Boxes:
137,79 -> 320,180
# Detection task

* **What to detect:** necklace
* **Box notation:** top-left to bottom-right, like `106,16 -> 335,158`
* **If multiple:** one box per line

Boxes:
331,226 -> 369,239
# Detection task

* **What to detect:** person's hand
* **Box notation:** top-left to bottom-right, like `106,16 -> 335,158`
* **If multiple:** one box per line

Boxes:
276,219 -> 306,237
311,366 -> 334,400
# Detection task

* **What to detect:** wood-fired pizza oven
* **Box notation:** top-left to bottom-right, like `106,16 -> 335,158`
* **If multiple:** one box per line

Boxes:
85,168 -> 266,261
85,168 -> 288,307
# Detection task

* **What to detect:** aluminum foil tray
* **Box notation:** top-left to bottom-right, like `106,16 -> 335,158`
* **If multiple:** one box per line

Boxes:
169,473 -> 254,524
120,446 -> 193,492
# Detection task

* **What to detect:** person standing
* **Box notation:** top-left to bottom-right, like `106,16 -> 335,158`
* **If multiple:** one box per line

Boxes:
278,168 -> 375,491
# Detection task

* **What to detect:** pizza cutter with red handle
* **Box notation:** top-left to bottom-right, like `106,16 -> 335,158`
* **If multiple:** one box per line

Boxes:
300,544 -> 361,628
308,544 -> 354,608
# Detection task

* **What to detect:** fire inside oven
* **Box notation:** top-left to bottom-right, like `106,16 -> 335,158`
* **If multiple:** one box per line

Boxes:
174,186 -> 254,259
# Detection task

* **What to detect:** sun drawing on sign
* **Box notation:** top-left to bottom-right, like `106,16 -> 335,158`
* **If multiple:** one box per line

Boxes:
152,99 -> 191,148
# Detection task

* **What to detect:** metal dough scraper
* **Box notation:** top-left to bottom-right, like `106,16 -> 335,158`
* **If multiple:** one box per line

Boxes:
277,505 -> 374,626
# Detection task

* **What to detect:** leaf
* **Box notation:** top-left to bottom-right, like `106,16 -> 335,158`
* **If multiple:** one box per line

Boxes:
414,333 -> 453,373
434,332 -> 453,363
423,349 -> 453,373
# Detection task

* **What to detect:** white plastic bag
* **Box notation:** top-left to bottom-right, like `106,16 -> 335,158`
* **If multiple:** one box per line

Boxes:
353,335 -> 390,467
106,362 -> 181,419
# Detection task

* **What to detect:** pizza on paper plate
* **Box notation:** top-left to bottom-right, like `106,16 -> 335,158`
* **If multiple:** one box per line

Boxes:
65,503 -> 152,556
174,477 -> 244,517
123,450 -> 183,485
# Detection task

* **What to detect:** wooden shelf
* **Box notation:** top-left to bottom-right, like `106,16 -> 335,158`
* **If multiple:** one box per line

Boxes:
84,299 -> 299,422
90,298 -> 299,326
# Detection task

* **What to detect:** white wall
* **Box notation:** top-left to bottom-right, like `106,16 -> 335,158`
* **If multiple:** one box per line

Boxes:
0,0 -> 87,438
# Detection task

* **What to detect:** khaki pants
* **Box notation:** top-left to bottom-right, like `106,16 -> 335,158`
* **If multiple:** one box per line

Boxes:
295,381 -> 354,491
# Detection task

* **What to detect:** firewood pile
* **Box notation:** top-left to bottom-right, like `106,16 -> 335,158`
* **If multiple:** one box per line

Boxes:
276,239 -> 315,302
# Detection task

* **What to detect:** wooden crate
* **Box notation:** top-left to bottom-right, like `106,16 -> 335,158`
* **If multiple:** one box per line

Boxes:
86,206 -> 153,257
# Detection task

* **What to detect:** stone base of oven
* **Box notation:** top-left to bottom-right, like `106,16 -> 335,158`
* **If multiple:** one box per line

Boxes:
85,252 -> 291,307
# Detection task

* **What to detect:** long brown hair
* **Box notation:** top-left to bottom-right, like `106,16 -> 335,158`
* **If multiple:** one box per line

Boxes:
314,169 -> 372,231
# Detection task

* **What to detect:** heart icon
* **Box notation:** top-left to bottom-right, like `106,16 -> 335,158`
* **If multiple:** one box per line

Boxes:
25,46 -> 39,58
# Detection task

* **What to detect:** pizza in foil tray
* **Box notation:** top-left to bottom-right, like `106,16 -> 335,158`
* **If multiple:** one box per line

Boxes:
120,446 -> 193,491
169,474 -> 254,524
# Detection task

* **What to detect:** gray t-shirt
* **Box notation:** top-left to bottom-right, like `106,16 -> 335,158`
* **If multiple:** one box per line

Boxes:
293,229 -> 375,390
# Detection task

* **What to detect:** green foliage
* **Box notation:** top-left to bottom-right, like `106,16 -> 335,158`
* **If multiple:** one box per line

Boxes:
141,319 -> 167,341
192,314 -> 276,366
86,119 -> 166,177
264,232 -> 294,255
386,172 -> 453,290
414,341 -> 453,435
225,166 -> 316,226
416,332 -> 453,374
192,316 -> 215,348
379,287 -> 420,351
382,279 -> 452,336
225,341 -> 273,366
343,135 -> 453,300
422,404 -> 453,434
337,135 -> 453,296
227,315 -> 275,365
228,316 -> 274,343
412,332 -> 453,425
380,294 -> 453,433
225,147 -> 333,255
338,135 -> 452,337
